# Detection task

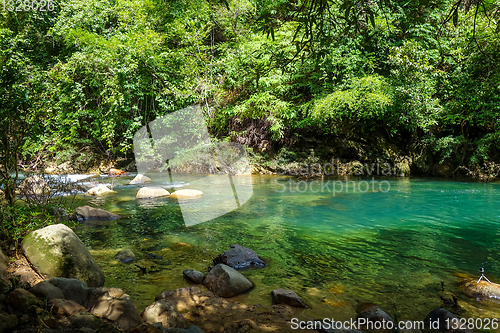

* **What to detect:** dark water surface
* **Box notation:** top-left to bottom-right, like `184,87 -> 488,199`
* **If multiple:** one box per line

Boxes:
71,174 -> 500,323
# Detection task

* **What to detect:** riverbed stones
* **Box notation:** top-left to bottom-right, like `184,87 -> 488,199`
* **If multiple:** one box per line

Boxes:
169,189 -> 203,199
22,224 -> 105,287
7,288 -> 42,312
76,206 -> 120,221
203,264 -> 253,297
214,244 -> 266,270
86,287 -> 142,331
85,185 -> 117,197
271,288 -> 307,308
30,280 -> 64,301
155,287 -> 203,311
464,279 -> 500,301
425,308 -> 474,332
129,174 -> 152,184
136,187 -> 170,199
69,312 -> 104,330
114,249 -> 135,263
141,300 -> 188,329
130,323 -> 163,333
183,269 -> 205,284
18,175 -> 50,197
48,277 -> 91,305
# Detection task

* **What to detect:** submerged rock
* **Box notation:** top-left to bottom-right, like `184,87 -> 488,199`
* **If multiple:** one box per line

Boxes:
115,249 -> 135,263
203,264 -> 253,297
464,280 -> 500,302
136,187 -> 170,199
183,269 -> 205,284
141,300 -> 188,329
76,205 -> 120,221
129,174 -> 152,184
271,288 -> 307,308
214,244 -> 266,270
169,189 -> 203,199
22,224 -> 105,287
85,185 -> 116,197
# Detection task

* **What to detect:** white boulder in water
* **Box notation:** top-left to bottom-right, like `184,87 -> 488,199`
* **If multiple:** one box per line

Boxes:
85,185 -> 116,197
129,174 -> 152,185
136,187 -> 170,199
169,189 -> 203,199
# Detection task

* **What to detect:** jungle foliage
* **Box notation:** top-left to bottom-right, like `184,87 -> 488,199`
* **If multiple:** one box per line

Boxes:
0,0 -> 499,180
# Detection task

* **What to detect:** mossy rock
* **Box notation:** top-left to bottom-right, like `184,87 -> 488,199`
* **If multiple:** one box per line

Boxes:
22,224 -> 105,287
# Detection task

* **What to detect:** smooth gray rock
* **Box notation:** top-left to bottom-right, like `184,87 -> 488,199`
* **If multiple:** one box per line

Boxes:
22,224 -> 105,287
30,280 -> 64,301
182,269 -> 205,284
214,244 -> 266,270
203,264 -> 253,297
48,277 -> 91,305
141,300 -> 188,329
271,288 -> 307,308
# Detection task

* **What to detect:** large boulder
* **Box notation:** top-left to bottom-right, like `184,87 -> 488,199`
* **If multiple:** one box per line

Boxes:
48,277 -> 91,305
30,280 -> 64,301
129,174 -> 152,185
76,206 -> 120,221
18,175 -> 50,196
169,189 -> 203,200
50,298 -> 87,318
86,287 -> 143,332
22,224 -> 105,287
141,300 -> 188,329
464,280 -> 500,302
136,187 -> 170,199
85,185 -> 116,197
203,264 -> 253,297
271,288 -> 307,308
214,244 -> 266,270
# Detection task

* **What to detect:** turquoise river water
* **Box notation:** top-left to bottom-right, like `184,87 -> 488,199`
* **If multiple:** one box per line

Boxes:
70,174 -> 500,325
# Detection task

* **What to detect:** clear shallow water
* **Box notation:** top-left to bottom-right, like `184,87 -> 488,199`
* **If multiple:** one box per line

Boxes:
69,175 -> 500,323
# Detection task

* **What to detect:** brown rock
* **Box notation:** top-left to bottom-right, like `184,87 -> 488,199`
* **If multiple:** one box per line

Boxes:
8,288 -> 42,312
141,300 -> 188,329
76,206 -> 120,221
109,168 -> 128,176
464,280 -> 500,302
51,298 -> 87,318
0,313 -> 18,332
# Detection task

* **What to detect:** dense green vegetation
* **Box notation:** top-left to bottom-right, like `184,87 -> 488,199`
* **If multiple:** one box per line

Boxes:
0,0 -> 499,185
